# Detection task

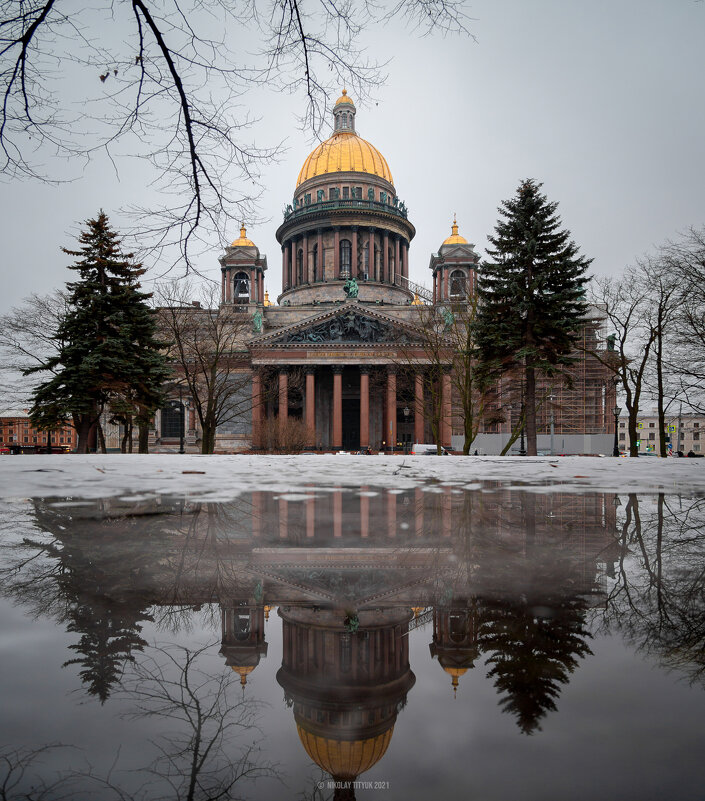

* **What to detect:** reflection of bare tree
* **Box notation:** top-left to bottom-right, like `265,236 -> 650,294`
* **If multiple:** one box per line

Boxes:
0,644 -> 276,800
603,493 -> 705,686
120,643 -> 276,801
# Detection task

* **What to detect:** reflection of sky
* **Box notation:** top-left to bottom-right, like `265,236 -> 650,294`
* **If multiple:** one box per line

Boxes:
3,598 -> 705,800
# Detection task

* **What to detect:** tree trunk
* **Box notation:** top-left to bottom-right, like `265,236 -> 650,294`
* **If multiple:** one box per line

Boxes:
96,421 -> 107,454
74,414 -> 95,454
138,420 -> 150,453
524,365 -> 537,455
656,332 -> 667,457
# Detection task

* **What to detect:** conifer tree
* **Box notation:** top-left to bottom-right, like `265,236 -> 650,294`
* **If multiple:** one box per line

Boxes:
474,180 -> 591,455
27,212 -> 169,453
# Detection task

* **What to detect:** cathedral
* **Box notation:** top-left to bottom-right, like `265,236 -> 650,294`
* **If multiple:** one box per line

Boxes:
157,90 -> 614,454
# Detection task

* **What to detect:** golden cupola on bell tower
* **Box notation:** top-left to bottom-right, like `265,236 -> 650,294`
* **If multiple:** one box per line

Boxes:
275,90 -> 415,307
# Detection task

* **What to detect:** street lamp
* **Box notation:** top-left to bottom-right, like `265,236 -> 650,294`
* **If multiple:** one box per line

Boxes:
548,394 -> 555,456
403,406 -> 410,453
612,404 -> 622,457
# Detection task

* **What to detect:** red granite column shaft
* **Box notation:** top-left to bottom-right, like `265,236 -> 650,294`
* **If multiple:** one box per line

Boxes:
387,369 -> 397,452
360,368 -> 370,450
352,228 -> 358,277
368,229 -> 375,281
221,270 -> 226,304
394,236 -> 400,285
414,371 -> 424,444
442,268 -> 448,302
303,233 -> 309,283
226,270 -> 232,303
332,367 -> 343,450
305,369 -> 316,448
383,231 -> 389,282
306,491 -> 315,538
252,369 -> 262,449
279,369 -> 288,424
387,490 -> 396,537
317,229 -> 324,280
252,491 -> 262,537
334,489 -> 342,538
360,486 -> 369,538
334,229 -> 340,279
441,368 -> 452,449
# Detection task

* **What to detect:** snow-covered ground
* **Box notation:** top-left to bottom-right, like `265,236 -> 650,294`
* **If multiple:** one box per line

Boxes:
1,453 -> 704,501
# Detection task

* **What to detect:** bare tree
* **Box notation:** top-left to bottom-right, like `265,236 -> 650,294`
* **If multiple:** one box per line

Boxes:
663,227 -> 705,413
156,280 -> 260,453
0,291 -> 68,407
1,0 -> 472,268
589,273 -> 657,457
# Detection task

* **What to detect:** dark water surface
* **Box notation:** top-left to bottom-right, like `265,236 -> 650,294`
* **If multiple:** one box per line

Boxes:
1,486 -> 704,800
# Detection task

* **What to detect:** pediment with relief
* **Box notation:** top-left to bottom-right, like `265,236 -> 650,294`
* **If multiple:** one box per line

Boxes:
256,306 -> 422,347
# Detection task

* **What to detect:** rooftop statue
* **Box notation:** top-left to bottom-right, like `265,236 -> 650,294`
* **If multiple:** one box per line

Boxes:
344,277 -> 359,298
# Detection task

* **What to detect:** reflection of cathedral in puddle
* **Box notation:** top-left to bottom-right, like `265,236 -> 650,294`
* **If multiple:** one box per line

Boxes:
214,489 -> 619,792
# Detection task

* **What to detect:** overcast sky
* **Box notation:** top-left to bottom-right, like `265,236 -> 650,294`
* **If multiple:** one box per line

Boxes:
2,0 -> 704,313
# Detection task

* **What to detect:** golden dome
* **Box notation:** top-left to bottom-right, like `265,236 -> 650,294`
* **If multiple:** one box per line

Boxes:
335,89 -> 355,107
231,224 -> 255,247
296,132 -> 393,187
297,725 -> 393,780
442,216 -> 468,246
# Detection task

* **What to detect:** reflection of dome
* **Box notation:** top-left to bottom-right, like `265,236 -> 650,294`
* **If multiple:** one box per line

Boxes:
230,664 -> 255,686
296,133 -> 393,187
442,216 -> 468,246
297,725 -> 393,781
231,224 -> 255,247
443,666 -> 468,693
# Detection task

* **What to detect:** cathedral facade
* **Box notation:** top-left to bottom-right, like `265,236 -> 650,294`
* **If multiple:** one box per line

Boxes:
156,91 -> 614,454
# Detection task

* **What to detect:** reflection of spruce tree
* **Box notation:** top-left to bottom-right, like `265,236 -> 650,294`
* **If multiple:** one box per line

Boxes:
479,595 -> 592,734
29,501 -> 158,702
63,595 -> 152,703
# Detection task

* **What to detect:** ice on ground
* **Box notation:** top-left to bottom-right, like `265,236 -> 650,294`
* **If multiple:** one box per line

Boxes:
1,453 -> 704,501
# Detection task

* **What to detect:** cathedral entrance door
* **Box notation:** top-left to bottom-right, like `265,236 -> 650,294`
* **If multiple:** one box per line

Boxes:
342,399 -> 360,451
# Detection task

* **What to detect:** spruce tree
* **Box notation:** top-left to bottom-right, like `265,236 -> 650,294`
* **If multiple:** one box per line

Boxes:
474,180 -> 591,455
28,211 -> 169,453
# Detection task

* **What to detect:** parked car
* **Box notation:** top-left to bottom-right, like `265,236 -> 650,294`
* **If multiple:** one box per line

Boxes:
411,443 -> 452,455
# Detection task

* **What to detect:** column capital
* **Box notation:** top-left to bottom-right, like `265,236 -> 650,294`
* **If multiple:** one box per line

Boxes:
386,365 -> 397,375
279,366 -> 289,375
359,366 -> 371,375
305,366 -> 316,375
332,365 -> 344,375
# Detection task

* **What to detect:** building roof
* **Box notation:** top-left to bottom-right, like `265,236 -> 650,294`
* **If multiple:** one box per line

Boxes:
231,224 -> 256,248
442,216 -> 468,246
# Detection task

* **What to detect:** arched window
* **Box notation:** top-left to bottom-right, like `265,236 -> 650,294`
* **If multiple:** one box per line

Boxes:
297,248 -> 304,284
312,243 -> 318,283
450,269 -> 467,299
340,238 -> 352,277
233,614 -> 251,641
233,271 -> 249,303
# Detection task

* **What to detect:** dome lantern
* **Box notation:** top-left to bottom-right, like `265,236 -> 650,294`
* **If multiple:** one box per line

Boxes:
333,89 -> 356,133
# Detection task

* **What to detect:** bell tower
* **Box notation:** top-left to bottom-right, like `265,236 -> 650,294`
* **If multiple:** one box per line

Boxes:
219,224 -> 268,308
429,217 -> 480,304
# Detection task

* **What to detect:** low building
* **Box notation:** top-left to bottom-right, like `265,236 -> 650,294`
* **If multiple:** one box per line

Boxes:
619,411 -> 705,455
0,409 -> 75,452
